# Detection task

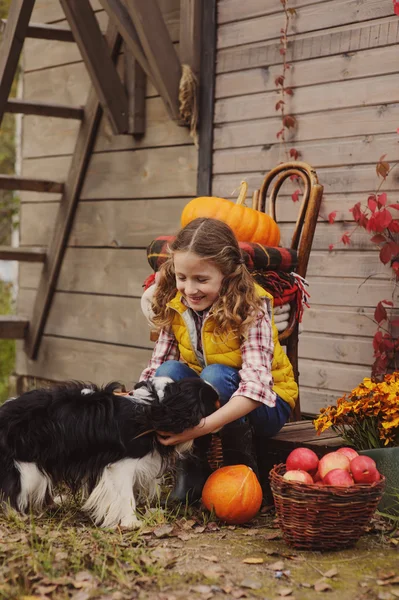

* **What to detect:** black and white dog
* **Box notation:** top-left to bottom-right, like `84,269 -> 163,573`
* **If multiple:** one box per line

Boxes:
0,377 -> 218,528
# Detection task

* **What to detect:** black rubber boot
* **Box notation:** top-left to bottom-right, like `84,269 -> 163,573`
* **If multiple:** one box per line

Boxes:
169,435 -> 212,505
254,437 -> 277,505
220,420 -> 258,473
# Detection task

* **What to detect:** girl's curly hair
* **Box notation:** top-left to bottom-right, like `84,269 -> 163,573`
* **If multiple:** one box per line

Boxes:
151,218 -> 265,339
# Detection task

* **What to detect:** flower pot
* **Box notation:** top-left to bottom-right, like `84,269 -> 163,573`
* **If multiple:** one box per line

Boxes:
359,447 -> 399,517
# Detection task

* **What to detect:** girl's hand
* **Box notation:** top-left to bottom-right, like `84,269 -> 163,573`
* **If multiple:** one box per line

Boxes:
156,419 -> 209,446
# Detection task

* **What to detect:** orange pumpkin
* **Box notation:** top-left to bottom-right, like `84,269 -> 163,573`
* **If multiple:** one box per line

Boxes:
181,182 -> 280,246
202,465 -> 263,525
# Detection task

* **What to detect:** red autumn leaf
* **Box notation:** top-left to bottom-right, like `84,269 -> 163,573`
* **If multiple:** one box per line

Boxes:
394,0 -> 399,15
341,232 -> 351,245
291,189 -> 300,202
388,203 -> 399,210
380,242 -> 398,265
388,220 -> 399,232
275,76 -> 285,86
373,330 -> 383,351
289,148 -> 299,159
376,157 -> 390,178
275,100 -> 284,110
289,174 -> 300,182
374,302 -> 388,324
391,318 -> 399,327
287,7 -> 297,15
374,208 -> 393,230
328,211 -> 337,224
285,88 -> 294,96
276,129 -> 284,139
283,115 -> 296,128
328,244 -> 334,251
370,234 -> 386,244
368,195 -> 378,213
279,48 -> 286,55
377,192 -> 387,206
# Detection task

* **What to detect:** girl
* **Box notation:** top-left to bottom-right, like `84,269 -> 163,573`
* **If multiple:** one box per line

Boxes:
139,217 -> 298,503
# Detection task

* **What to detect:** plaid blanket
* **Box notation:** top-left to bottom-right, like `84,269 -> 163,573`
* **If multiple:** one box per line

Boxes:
147,236 -> 297,273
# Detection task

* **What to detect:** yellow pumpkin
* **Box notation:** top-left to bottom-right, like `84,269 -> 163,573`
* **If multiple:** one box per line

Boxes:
202,465 -> 263,525
181,182 -> 280,246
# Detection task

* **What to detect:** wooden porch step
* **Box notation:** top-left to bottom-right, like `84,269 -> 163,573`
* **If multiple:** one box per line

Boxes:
0,19 -> 75,42
269,420 -> 344,453
0,246 -> 46,262
0,316 -> 28,339
6,99 -> 84,120
0,175 -> 64,193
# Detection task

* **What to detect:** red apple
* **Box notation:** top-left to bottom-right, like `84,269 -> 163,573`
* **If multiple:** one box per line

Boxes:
313,469 -> 322,482
283,469 -> 314,484
323,468 -> 354,487
350,456 -> 381,484
319,452 -> 351,479
286,447 -> 319,475
314,480 -> 324,486
336,447 -> 359,461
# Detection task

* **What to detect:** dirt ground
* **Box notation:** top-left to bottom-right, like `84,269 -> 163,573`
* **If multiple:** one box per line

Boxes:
2,501 -> 398,600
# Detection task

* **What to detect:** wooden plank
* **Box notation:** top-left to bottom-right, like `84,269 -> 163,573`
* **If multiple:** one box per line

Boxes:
6,99 -> 84,119
125,0 -> 181,121
0,246 -> 46,262
24,62 -> 91,106
307,250 -> 391,279
124,49 -> 146,136
197,0 -> 216,195
298,358 -> 369,394
22,96 -> 190,159
216,44 -> 399,99
300,332 -> 374,366
218,0 -> 319,24
0,175 -> 63,193
25,22 -> 121,360
214,103 -> 399,149
59,0 -> 128,134
299,386 -> 347,415
0,19 -> 75,42
0,0 -> 36,127
31,0 -> 103,24
20,198 -> 191,247
179,0 -> 201,77
217,0 -> 393,49
213,133 -> 399,173
302,307 -> 376,338
217,16 -> 399,74
0,316 -> 28,339
19,289 -> 153,349
16,336 -> 150,385
215,73 -> 399,123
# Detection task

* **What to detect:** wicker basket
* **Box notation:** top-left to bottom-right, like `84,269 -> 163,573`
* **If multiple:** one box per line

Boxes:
269,463 -> 386,550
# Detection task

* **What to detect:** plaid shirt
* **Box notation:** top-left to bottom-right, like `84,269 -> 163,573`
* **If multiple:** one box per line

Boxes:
140,298 -> 276,407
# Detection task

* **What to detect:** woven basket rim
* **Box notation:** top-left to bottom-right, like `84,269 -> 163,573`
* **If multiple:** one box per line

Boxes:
270,463 -> 386,494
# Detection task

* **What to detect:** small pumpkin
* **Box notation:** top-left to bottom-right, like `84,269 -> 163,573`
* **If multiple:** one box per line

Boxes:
181,182 -> 280,246
202,464 -> 263,525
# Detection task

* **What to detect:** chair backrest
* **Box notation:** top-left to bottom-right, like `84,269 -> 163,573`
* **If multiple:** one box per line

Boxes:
255,161 -> 324,420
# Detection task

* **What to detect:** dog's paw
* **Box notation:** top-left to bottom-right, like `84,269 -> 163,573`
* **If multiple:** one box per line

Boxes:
118,515 -> 142,529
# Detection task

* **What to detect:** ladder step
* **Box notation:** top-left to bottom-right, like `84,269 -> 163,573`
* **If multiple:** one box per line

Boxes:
0,246 -> 46,262
0,19 -> 75,42
0,316 -> 28,339
6,99 -> 84,119
0,175 -> 64,193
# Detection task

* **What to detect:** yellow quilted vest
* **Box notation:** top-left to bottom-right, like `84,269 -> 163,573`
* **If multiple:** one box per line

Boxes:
167,284 -> 298,409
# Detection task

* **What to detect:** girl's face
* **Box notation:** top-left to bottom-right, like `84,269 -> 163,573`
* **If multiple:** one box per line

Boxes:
174,251 -> 224,311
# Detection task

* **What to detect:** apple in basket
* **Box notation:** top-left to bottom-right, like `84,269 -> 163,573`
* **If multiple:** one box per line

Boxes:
285,447 -> 319,475
318,451 -> 351,479
336,447 -> 359,461
322,468 -> 354,487
283,469 -> 314,484
350,455 -> 381,484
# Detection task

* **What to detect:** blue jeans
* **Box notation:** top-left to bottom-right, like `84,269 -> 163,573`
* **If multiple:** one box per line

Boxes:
155,360 -> 291,438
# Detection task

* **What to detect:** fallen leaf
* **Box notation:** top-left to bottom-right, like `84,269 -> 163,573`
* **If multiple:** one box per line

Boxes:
263,531 -> 282,540
278,587 -> 293,596
268,561 -> 285,571
177,532 -> 193,541
323,568 -> 338,578
378,578 -> 399,586
300,583 -> 312,588
231,591 -> 248,599
378,592 -> 394,600
239,577 -> 262,590
242,557 -> 264,564
153,524 -> 174,538
206,522 -> 220,531
378,572 -> 396,580
194,526 -> 206,533
242,529 -> 260,536
191,584 -> 212,594
201,555 -> 219,562
314,580 -> 332,592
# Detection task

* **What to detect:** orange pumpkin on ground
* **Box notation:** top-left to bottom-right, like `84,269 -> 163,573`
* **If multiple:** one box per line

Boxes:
202,465 -> 263,525
181,182 -> 280,246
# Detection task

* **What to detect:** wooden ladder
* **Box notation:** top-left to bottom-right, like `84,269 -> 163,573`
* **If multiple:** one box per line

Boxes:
0,0 -> 201,359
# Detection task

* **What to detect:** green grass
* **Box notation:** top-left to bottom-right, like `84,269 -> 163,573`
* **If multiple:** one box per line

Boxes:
0,281 -> 15,403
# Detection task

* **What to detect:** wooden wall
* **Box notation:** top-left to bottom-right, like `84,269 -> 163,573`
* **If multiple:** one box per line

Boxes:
213,0 -> 399,413
16,0 -> 195,387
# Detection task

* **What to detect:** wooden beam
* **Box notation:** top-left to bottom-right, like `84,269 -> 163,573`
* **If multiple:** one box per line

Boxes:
1,19 -> 75,42
59,0 -> 128,134
125,0 -> 181,121
0,0 -> 36,128
25,22 -> 121,360
0,246 -> 46,262
197,0 -> 216,195
98,0 -> 151,78
6,99 -> 84,119
0,175 -> 64,193
179,0 -> 202,78
0,316 -> 28,339
124,49 -> 146,136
